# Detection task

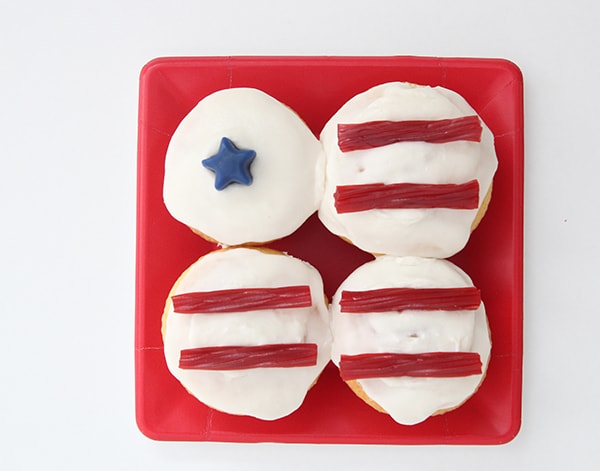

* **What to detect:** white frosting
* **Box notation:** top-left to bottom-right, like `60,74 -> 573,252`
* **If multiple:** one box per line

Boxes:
163,248 -> 331,420
318,82 -> 498,258
330,256 -> 491,425
163,88 -> 324,246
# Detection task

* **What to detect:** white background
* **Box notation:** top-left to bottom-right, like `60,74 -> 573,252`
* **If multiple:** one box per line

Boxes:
1,1 -> 599,469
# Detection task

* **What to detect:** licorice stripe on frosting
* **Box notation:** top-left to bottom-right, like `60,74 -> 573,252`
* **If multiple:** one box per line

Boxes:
337,115 -> 482,152
340,287 -> 481,313
339,352 -> 482,380
179,344 -> 318,370
334,180 -> 479,213
172,286 -> 312,313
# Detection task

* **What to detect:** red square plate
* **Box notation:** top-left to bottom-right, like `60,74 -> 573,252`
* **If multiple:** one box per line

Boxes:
136,56 -> 523,444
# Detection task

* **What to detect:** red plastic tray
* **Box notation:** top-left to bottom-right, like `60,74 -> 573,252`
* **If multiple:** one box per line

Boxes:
135,56 -> 523,444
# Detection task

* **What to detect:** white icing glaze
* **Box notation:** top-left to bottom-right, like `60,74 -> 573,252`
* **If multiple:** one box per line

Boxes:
163,88 -> 324,246
318,82 -> 498,258
330,256 -> 491,425
163,248 -> 331,420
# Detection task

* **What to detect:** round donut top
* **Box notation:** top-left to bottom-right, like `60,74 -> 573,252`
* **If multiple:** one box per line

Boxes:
162,247 -> 331,420
330,256 -> 491,425
163,88 -> 324,246
319,82 -> 498,258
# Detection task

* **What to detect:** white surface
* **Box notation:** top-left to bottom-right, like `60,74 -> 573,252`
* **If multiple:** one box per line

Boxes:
1,0 -> 599,469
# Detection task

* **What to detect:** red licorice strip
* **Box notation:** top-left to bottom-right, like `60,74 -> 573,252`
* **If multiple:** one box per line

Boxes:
340,287 -> 481,313
339,352 -> 482,381
172,286 -> 312,314
334,180 -> 479,213
337,115 -> 482,152
179,344 -> 318,370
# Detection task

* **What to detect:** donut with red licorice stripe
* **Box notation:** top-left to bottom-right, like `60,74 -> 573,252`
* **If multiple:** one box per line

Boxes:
318,81 -> 498,258
330,255 -> 491,425
162,247 -> 331,420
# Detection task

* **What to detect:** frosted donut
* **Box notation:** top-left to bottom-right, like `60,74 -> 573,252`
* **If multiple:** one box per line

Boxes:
162,247 -> 331,420
163,88 -> 324,246
330,256 -> 491,425
318,82 -> 498,258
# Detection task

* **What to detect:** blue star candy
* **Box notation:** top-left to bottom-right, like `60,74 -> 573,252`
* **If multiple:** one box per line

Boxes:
202,137 -> 256,191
